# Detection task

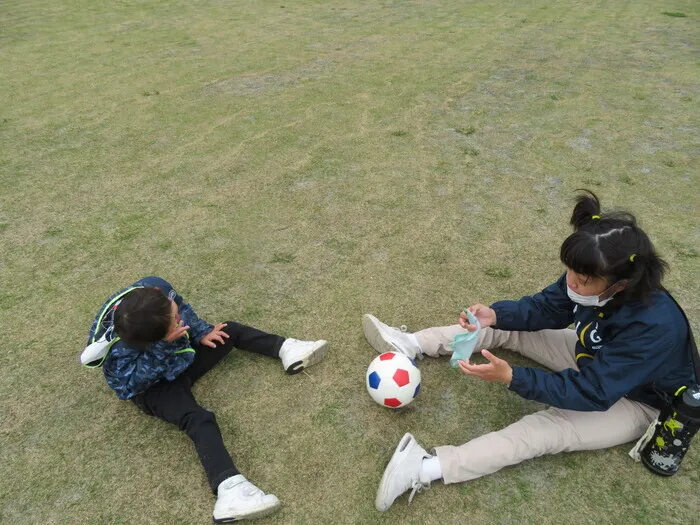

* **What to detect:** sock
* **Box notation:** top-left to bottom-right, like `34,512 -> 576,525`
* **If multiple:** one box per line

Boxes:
420,456 -> 442,482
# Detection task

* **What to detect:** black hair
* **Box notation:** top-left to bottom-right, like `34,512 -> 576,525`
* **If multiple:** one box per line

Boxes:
113,287 -> 172,347
559,190 -> 668,303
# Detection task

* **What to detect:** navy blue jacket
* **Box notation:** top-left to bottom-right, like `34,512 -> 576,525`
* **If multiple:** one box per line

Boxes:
87,276 -> 213,400
492,274 -> 694,411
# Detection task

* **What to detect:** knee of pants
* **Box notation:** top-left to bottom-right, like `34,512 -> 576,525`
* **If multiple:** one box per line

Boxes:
541,408 -> 583,452
178,407 -> 218,434
516,409 -> 580,456
222,321 -> 242,337
131,395 -> 153,416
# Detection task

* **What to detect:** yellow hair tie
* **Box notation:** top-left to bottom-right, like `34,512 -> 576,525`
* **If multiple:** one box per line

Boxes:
629,254 -> 636,262
591,215 -> 601,220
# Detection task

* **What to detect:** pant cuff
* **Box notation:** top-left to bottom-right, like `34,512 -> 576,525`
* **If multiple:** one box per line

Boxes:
211,467 -> 241,494
273,336 -> 285,359
433,446 -> 460,485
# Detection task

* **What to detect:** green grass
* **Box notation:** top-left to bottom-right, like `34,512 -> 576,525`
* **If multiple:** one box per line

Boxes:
484,266 -> 514,279
1,0 -> 699,524
455,126 -> 477,136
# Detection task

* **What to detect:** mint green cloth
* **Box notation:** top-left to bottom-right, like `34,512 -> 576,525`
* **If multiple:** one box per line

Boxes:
449,310 -> 481,368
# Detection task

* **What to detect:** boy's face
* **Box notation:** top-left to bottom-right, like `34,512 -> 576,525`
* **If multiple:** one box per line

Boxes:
161,299 -> 187,343
169,299 -> 181,329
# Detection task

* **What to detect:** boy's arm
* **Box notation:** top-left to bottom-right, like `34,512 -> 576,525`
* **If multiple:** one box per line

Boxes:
490,273 -> 575,332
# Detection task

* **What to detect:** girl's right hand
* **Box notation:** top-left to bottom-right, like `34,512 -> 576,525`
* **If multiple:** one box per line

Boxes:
459,304 -> 497,331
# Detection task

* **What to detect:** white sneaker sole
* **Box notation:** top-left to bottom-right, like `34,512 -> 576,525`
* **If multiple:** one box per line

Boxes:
375,433 -> 418,512
285,340 -> 329,375
363,314 -> 401,355
213,498 -> 281,523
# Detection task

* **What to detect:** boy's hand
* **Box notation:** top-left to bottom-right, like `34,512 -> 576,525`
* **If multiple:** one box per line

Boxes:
164,322 -> 190,342
459,304 -> 497,331
200,323 -> 229,348
457,350 -> 513,385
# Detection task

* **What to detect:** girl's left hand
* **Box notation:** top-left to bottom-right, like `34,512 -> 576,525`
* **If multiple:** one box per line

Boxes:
457,350 -> 513,385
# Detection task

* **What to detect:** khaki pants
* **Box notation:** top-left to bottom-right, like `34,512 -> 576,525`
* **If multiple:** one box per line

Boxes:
415,325 -> 658,484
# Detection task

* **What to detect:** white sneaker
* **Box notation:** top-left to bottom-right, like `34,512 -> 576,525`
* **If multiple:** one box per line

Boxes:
376,433 -> 432,512
363,314 -> 422,360
279,338 -> 329,374
213,475 -> 281,523
79,337 -> 112,366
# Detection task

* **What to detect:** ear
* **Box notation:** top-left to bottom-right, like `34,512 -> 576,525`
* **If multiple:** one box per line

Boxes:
600,279 -> 627,300
612,280 -> 628,294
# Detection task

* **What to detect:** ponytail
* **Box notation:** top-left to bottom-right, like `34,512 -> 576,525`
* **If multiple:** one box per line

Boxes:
570,190 -> 602,230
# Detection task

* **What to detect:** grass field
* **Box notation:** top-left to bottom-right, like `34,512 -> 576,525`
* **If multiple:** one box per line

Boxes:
1,0 -> 699,523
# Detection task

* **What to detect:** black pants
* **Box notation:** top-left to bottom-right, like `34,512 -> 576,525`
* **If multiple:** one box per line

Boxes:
131,322 -> 285,493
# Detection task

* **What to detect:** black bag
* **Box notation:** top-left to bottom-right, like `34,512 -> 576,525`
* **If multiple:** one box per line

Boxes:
639,291 -> 700,476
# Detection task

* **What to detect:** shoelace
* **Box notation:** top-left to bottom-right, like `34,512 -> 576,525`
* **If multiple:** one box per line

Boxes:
407,480 -> 429,504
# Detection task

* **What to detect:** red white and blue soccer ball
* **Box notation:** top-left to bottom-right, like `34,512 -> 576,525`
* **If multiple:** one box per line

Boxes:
366,351 -> 421,409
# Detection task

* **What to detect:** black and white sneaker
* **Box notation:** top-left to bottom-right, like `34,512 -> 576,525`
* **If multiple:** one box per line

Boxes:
279,338 -> 329,374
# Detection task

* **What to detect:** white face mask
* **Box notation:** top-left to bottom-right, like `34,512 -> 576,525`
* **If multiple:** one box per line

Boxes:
566,285 -> 615,308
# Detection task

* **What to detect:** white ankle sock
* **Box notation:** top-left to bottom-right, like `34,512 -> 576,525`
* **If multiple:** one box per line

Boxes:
420,456 -> 442,482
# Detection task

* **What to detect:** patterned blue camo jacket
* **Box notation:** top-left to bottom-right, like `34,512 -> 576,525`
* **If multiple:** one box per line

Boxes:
86,276 -> 213,400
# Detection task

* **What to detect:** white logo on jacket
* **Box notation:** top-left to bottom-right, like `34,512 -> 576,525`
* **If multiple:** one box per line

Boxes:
574,317 -> 603,350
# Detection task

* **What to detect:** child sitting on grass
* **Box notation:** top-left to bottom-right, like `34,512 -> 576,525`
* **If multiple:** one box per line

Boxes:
81,276 -> 329,523
363,191 -> 694,511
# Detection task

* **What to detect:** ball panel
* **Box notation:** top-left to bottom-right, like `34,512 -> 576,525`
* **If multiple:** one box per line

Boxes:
384,398 -> 402,408
379,352 -> 395,361
392,368 -> 410,387
368,371 -> 381,389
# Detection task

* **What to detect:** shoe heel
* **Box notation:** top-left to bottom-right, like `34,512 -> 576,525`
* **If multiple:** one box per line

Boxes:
398,433 -> 413,452
285,360 -> 304,375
